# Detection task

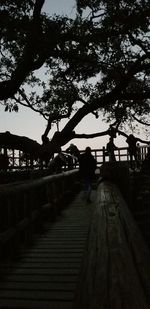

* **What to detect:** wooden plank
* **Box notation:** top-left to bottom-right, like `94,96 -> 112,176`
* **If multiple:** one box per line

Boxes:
14,252 -> 84,258
13,257 -> 82,263
0,265 -> 81,276
1,262 -> 81,270
14,252 -> 84,259
0,299 -> 72,309
17,247 -> 83,251
0,282 -> 76,290
0,274 -> 78,283
29,241 -> 87,246
26,242 -> 86,248
33,233 -> 88,237
0,290 -> 74,300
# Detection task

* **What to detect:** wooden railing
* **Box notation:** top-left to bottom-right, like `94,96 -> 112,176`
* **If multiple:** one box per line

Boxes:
90,145 -> 149,166
0,145 -> 149,171
0,169 -> 79,260
73,181 -> 150,309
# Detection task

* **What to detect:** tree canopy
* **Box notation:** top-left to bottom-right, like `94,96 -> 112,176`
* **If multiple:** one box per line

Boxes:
0,0 -> 150,158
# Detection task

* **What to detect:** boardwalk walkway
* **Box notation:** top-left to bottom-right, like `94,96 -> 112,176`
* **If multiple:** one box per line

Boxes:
0,170 -> 150,309
0,190 -> 96,309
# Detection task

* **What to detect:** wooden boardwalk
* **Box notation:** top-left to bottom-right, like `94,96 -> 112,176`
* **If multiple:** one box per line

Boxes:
0,173 -> 149,309
0,191 -> 96,309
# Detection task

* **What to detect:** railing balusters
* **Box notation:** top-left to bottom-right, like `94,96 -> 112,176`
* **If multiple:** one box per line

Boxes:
0,145 -> 149,171
0,170 -> 79,261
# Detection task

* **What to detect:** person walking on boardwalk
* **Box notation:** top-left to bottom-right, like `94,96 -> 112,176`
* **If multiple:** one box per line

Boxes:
79,147 -> 97,203
126,134 -> 139,169
106,137 -> 118,162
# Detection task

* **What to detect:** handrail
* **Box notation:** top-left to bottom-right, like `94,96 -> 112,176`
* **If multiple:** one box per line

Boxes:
91,145 -> 149,165
0,169 -> 79,260
0,145 -> 149,171
73,181 -> 150,309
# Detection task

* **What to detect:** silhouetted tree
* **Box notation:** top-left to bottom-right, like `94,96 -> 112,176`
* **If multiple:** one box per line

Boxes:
0,0 -> 149,159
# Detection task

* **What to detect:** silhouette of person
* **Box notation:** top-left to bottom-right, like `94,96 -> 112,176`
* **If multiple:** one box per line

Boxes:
66,144 -> 80,158
48,151 -> 67,174
79,147 -> 96,203
106,137 -> 118,162
136,143 -> 141,162
41,134 -> 50,167
66,143 -> 80,168
126,134 -> 139,169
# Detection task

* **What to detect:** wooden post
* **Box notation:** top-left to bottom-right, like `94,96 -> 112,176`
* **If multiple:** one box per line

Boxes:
118,148 -> 121,161
102,146 -> 105,163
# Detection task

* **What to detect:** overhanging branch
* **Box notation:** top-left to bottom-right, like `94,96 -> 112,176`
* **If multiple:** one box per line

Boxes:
118,130 -> 150,144
60,53 -> 150,138
132,114 -> 150,126
74,130 -> 109,139
68,128 -> 150,145
0,0 -> 45,100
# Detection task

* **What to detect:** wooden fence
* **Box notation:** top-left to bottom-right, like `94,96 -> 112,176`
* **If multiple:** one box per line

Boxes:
79,145 -> 149,168
0,145 -> 149,171
91,145 -> 149,165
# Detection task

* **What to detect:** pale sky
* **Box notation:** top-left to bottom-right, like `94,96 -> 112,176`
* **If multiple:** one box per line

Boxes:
0,0 -> 147,150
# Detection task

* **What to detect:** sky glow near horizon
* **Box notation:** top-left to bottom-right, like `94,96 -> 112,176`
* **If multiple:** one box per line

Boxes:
0,0 -> 148,150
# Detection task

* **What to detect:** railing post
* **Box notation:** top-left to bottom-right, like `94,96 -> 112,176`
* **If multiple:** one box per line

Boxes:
118,149 -> 121,161
102,146 -> 105,163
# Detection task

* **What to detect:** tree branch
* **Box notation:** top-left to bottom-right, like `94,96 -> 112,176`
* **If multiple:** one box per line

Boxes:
60,53 -> 150,139
0,0 -> 45,100
117,130 -> 150,144
73,130 -> 109,139
118,90 -> 150,101
132,114 -> 150,126
14,89 -> 48,119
